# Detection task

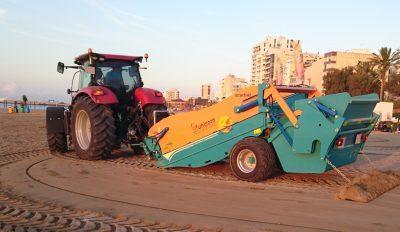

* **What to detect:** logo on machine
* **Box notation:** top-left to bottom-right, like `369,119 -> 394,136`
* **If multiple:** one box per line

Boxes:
190,118 -> 216,133
234,93 -> 252,98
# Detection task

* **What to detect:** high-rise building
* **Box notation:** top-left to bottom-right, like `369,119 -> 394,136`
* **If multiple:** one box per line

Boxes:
164,88 -> 180,101
201,84 -> 211,100
216,74 -> 248,101
251,36 -> 304,86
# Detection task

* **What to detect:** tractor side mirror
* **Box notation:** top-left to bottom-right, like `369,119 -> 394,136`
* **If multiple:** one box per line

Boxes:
57,62 -> 65,74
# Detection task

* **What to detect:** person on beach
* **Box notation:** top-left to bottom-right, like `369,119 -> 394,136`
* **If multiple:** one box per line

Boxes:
13,101 -> 18,113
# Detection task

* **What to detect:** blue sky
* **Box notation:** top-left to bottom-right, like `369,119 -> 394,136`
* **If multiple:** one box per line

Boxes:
0,0 -> 399,101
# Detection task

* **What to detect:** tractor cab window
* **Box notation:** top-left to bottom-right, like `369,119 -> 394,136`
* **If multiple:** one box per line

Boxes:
78,62 -> 91,88
121,66 -> 141,92
96,62 -> 142,93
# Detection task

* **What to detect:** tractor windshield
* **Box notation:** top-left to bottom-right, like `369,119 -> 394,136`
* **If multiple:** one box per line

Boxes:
95,61 -> 143,93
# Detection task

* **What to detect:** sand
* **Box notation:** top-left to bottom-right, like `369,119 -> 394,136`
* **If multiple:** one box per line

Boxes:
1,111 -> 400,231
336,169 -> 400,202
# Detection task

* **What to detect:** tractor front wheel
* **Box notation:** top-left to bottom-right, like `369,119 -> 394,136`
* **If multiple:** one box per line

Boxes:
71,96 -> 116,160
229,137 -> 278,182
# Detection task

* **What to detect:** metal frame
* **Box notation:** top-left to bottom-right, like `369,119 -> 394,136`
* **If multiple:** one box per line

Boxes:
153,110 -> 169,125
141,83 -> 379,175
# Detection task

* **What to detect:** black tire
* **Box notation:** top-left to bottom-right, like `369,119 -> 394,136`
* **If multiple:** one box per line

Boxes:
47,132 -> 68,155
143,104 -> 169,126
229,137 -> 278,182
71,96 -> 116,160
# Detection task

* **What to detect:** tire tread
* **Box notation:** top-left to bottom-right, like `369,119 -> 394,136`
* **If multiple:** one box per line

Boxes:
71,96 -> 116,160
47,133 -> 68,154
229,137 -> 278,182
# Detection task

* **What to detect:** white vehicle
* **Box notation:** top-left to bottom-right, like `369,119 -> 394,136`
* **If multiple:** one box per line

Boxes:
374,102 -> 394,122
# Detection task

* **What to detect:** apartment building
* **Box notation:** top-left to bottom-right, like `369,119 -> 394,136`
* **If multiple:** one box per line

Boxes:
201,84 -> 211,100
164,88 -> 180,101
324,49 -> 373,72
304,49 -> 374,93
216,74 -> 248,101
251,36 -> 305,86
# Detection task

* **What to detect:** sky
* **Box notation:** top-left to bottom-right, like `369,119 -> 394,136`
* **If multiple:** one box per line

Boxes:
0,0 -> 399,101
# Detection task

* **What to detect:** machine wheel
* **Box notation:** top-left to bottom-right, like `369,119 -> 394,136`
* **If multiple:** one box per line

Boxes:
71,96 -> 116,160
143,104 -> 169,126
229,137 -> 278,182
47,132 -> 68,155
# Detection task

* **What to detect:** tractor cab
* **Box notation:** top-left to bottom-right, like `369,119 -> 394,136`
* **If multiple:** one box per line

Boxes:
74,51 -> 145,102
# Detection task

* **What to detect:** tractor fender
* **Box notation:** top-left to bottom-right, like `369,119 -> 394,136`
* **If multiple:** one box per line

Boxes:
134,87 -> 166,108
73,86 -> 118,105
46,107 -> 66,133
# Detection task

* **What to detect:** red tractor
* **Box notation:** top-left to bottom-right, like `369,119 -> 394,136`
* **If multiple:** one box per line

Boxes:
46,49 -> 169,160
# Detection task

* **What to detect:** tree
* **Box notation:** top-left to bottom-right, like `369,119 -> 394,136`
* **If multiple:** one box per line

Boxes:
369,47 -> 400,101
323,67 -> 353,94
387,73 -> 400,97
347,62 -> 380,96
323,62 -> 380,96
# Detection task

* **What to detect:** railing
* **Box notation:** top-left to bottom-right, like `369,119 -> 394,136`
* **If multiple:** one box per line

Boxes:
0,99 -> 68,111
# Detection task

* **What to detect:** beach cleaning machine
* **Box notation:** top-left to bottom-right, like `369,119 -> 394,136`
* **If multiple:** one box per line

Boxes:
141,83 -> 379,182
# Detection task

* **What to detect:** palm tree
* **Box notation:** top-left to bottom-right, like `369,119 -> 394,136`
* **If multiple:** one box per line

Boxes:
369,47 -> 400,101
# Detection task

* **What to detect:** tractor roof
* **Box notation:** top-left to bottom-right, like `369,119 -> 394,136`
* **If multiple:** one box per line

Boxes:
74,52 -> 143,65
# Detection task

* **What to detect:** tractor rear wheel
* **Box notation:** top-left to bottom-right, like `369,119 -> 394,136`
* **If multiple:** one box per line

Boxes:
47,132 -> 68,155
229,137 -> 278,182
71,96 -> 116,160
143,104 -> 169,126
